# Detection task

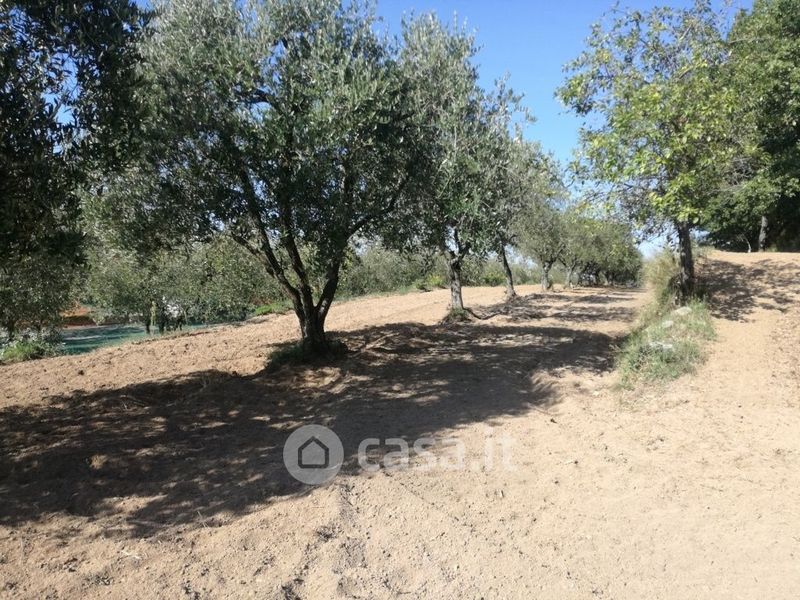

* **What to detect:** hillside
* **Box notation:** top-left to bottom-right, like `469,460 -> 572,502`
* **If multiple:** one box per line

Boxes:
1,252 -> 799,599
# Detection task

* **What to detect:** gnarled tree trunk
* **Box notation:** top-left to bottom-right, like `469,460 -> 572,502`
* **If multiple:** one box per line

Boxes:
676,221 -> 695,303
447,252 -> 465,311
541,263 -> 553,292
499,244 -> 516,301
565,265 -> 575,290
296,308 -> 329,354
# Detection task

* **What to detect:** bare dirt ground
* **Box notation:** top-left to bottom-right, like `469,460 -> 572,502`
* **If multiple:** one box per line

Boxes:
1,251 -> 799,599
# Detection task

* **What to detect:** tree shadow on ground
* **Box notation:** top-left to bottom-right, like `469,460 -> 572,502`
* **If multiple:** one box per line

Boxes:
474,289 -> 644,324
702,257 -> 800,322
0,294 -> 629,540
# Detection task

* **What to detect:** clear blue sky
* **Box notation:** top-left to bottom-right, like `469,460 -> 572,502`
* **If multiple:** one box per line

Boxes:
374,0 -> 751,165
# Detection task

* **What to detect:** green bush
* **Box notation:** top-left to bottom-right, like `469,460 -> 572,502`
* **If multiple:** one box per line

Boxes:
415,272 -> 447,291
84,235 -> 282,325
338,247 -> 435,297
1,337 -> 61,364
479,260 -> 506,286
254,300 -> 292,316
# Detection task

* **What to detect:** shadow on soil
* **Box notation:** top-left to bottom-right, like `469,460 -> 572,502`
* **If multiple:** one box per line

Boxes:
0,291 -> 635,539
703,257 -> 800,322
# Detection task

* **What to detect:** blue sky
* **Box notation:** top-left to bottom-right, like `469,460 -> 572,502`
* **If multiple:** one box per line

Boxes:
375,0 -> 751,165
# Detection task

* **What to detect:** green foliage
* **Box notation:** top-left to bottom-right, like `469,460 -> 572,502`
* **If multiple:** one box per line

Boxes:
479,261 -> 506,287
0,0 -> 149,290
560,1 -> 738,295
84,235 -> 280,323
560,2 -> 736,224
0,338 -> 60,364
703,0 -> 800,251
617,300 -> 715,388
515,198 -> 642,289
254,301 -> 292,317
399,16 -> 545,307
92,0 -> 431,352
515,200 -> 567,279
338,246 -> 435,298
415,273 -> 447,292
0,250 -> 79,338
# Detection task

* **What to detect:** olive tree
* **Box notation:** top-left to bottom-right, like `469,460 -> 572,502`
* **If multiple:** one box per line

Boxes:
515,199 -> 567,291
401,16 -> 534,311
1,0 -> 148,335
94,0 -> 427,353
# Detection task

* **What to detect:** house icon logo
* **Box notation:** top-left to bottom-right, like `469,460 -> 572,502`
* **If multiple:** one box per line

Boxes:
283,424 -> 343,485
298,436 -> 330,469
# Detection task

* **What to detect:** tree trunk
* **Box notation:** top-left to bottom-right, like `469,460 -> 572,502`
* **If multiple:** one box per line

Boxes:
447,254 -> 464,311
499,244 -> 516,301
565,266 -> 574,290
676,221 -> 696,303
4,321 -> 15,342
541,265 -> 552,292
758,215 -> 769,252
297,307 -> 329,355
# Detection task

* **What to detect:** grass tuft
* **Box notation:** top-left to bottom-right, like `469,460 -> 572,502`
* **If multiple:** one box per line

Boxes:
617,247 -> 716,388
617,300 -> 715,387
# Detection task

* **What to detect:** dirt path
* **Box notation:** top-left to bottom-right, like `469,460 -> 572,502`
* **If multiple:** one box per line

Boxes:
1,252 -> 799,599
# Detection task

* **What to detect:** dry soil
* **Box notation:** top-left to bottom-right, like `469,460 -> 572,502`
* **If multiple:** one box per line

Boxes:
1,251 -> 799,599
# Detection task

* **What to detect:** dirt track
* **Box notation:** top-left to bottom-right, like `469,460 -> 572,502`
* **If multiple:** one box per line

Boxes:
1,251 -> 799,599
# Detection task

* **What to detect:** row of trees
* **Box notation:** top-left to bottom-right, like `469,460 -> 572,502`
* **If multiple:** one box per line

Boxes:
7,0 -> 797,352
3,0 -> 644,352
84,235 -> 279,324
515,203 -> 641,293
87,0 -> 575,353
560,0 -> 800,299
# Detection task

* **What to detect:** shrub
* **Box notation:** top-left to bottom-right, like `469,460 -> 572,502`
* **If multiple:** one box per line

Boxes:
338,247 -> 436,297
1,330 -> 63,364
479,260 -> 506,286
415,273 -> 447,291
254,300 -> 292,316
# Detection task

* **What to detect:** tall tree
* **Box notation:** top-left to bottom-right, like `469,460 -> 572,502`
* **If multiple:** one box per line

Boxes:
559,1 -> 736,301
0,0 -> 149,337
491,136 -> 554,300
401,16 -> 532,311
1,0 -> 148,263
399,15 -> 485,312
93,0 -> 426,354
711,0 -> 800,250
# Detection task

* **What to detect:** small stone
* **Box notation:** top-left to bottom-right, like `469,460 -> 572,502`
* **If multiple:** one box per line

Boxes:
648,341 -> 674,352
